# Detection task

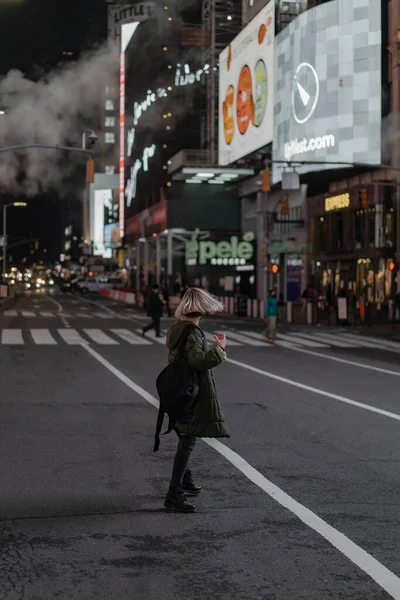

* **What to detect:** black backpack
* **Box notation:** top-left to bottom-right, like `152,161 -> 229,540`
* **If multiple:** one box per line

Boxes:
154,326 -> 199,452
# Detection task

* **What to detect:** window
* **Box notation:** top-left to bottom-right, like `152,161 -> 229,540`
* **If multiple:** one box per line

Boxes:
333,213 -> 344,249
105,132 -> 115,144
105,100 -> 114,111
368,210 -> 375,247
105,165 -> 116,175
354,211 -> 364,249
105,116 -> 115,127
318,217 -> 328,252
385,211 -> 394,247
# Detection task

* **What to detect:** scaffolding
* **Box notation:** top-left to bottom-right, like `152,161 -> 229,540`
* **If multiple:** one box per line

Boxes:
202,0 -> 242,160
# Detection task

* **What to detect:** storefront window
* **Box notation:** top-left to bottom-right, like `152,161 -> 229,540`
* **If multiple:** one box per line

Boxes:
318,217 -> 327,252
354,211 -> 364,249
368,209 -> 375,248
333,213 -> 344,249
385,210 -> 394,248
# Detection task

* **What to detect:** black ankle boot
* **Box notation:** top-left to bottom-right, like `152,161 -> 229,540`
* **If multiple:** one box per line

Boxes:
164,489 -> 196,513
182,469 -> 202,496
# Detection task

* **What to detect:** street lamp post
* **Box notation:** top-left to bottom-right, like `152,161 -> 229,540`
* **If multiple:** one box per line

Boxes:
2,202 -> 27,276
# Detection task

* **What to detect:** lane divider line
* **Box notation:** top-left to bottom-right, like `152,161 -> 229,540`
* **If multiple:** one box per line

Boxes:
265,343 -> 400,377
47,296 -> 71,329
227,358 -> 400,422
82,344 -> 400,599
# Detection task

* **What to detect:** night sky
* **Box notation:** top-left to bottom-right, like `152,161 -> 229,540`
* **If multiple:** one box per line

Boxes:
0,0 -> 107,265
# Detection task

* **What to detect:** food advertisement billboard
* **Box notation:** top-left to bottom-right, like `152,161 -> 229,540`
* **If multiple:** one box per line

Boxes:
218,1 -> 275,166
272,0 -> 381,182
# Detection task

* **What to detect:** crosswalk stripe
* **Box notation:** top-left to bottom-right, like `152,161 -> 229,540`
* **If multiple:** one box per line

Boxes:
204,331 -> 243,347
140,329 -> 166,345
30,329 -> 57,345
3,310 -> 18,317
276,333 -> 329,348
22,311 -> 36,317
111,329 -> 152,345
76,313 -> 94,319
83,329 -> 119,345
58,329 -> 88,345
2,329 -> 24,344
40,312 -> 56,318
291,332 -> 358,348
94,313 -> 111,319
224,330 -> 266,347
238,331 -> 274,346
341,333 -> 400,351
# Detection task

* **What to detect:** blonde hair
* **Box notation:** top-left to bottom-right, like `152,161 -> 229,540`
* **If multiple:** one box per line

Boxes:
175,287 -> 224,319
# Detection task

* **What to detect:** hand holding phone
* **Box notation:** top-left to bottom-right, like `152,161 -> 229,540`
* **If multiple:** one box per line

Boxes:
213,333 -> 227,350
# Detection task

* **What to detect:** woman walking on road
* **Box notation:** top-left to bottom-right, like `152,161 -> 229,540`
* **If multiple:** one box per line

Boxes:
163,287 -> 229,513
265,289 -> 279,343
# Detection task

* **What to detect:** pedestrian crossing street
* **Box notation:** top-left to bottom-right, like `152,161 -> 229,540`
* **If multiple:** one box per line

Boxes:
2,310 -> 125,320
0,326 -> 399,351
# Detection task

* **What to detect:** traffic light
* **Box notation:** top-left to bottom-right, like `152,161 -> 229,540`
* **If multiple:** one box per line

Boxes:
261,168 -> 271,192
359,188 -> 368,209
389,260 -> 396,272
268,263 -> 279,274
281,197 -> 289,216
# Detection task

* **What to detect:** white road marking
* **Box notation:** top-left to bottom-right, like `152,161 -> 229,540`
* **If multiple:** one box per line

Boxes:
267,343 -> 400,377
82,344 -> 400,600
30,329 -> 57,345
227,357 -> 400,422
275,332 -> 329,348
93,313 -> 112,319
2,329 -> 24,344
76,313 -> 94,319
82,298 -> 122,318
111,328 -> 152,345
58,329 -> 88,345
47,296 -> 71,329
224,330 -> 266,347
343,333 -> 400,351
22,311 -> 36,317
3,310 -> 17,317
40,312 -> 56,318
83,329 -> 119,345
291,332 -> 358,348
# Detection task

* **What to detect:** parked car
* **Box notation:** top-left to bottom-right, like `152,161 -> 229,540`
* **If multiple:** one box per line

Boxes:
76,276 -> 124,294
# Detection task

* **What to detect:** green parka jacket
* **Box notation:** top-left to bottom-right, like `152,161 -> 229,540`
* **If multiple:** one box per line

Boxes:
166,320 -> 230,438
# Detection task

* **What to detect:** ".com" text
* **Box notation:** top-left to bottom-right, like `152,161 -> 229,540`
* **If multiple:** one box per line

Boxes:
284,134 -> 336,161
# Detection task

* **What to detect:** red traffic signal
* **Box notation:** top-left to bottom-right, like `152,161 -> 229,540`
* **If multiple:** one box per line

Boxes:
271,264 -> 279,274
389,261 -> 396,272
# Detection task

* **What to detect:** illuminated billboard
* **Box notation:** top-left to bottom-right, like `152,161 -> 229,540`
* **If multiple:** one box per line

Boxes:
93,189 -> 112,256
272,0 -> 382,182
218,1 -> 275,166
119,22 -> 140,238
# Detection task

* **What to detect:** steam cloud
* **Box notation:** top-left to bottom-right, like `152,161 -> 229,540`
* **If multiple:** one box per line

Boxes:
0,0 -> 204,196
0,43 -> 118,196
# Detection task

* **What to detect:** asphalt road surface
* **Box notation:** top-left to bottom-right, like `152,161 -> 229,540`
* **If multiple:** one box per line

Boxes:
1,290 -> 400,600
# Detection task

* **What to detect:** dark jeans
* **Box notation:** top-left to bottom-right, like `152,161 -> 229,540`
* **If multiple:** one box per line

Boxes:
143,315 -> 161,336
169,435 -> 197,493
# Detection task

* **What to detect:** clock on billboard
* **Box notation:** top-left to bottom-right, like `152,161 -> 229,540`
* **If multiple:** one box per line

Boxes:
292,62 -> 320,124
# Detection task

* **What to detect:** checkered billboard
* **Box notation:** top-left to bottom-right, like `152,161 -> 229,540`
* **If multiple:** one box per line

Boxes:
272,0 -> 381,183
